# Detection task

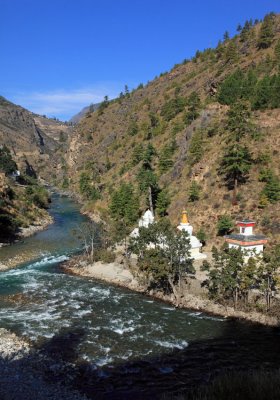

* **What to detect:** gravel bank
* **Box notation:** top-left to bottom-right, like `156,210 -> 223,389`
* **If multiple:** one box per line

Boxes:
0,328 -> 88,400
62,257 -> 279,327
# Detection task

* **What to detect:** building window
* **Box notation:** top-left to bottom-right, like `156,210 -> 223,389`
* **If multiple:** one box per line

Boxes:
242,227 -> 245,233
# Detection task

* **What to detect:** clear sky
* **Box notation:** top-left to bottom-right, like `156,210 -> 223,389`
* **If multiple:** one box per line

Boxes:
1,0 -> 280,120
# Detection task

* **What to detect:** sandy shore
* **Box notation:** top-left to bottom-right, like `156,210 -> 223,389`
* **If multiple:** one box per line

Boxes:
62,257 -> 279,327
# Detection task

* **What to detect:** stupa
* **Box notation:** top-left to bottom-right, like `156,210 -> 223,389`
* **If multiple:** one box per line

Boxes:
177,210 -> 207,260
225,219 -> 268,258
130,209 -> 154,237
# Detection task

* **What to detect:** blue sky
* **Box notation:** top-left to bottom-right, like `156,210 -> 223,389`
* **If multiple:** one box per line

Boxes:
1,0 -> 280,120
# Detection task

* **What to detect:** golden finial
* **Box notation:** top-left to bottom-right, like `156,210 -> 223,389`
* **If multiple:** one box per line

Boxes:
181,210 -> 188,224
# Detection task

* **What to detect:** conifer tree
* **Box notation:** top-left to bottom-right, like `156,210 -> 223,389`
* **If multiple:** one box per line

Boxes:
127,119 -> 138,136
188,129 -> 204,165
227,100 -> 253,141
219,144 -> 252,203
253,75 -> 271,109
188,181 -> 200,202
155,189 -> 170,217
257,13 -> 275,49
224,40 -> 239,64
274,39 -> 280,64
185,92 -> 201,125
0,145 -> 17,175
262,174 -> 280,203
110,182 -> 139,226
131,144 -> 144,166
240,20 -> 251,42
236,23 -> 242,32
223,31 -> 230,42
143,143 -> 156,164
216,215 -> 234,236
197,227 -> 207,246
159,145 -> 174,173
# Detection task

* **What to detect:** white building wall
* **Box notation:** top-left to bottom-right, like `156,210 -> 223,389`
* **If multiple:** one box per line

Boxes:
228,243 -> 264,257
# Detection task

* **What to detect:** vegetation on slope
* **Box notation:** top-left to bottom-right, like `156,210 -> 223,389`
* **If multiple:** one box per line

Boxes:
66,12 -> 280,248
0,147 -> 51,242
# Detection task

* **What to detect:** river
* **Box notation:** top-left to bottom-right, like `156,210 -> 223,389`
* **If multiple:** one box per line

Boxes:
0,194 -> 279,399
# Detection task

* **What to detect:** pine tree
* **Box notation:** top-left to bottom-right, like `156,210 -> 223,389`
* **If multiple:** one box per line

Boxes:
224,40 -> 239,64
188,129 -> 204,165
227,100 -> 253,141
127,119 -> 138,136
262,174 -> 280,203
236,23 -> 242,32
218,69 -> 244,105
241,69 -> 258,100
159,145 -> 174,172
258,193 -> 269,208
223,31 -> 230,41
253,75 -> 272,109
219,144 -> 252,203
143,143 -> 156,164
0,145 -> 17,175
131,144 -> 144,166
197,227 -> 207,246
155,189 -> 170,217
270,74 -> 280,108
257,13 -> 275,49
188,181 -> 200,202
240,20 -> 251,42
110,182 -> 139,226
217,215 -> 234,236
274,39 -> 280,64
185,92 -> 201,125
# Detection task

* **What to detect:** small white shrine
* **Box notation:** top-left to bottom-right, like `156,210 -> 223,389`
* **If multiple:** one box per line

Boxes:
177,210 -> 207,260
130,209 -> 154,238
225,219 -> 268,258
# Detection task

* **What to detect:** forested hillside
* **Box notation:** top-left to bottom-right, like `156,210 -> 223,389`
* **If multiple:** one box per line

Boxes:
63,13 -> 280,247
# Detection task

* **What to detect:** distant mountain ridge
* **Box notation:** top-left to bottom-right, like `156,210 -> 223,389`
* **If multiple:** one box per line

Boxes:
69,103 -> 100,124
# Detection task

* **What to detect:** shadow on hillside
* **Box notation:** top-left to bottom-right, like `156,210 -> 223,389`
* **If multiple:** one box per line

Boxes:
1,319 -> 280,399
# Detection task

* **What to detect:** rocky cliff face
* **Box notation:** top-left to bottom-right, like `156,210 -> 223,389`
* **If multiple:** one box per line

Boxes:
0,96 -> 72,180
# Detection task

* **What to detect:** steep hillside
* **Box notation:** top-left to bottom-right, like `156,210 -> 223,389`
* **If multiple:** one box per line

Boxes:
66,13 -> 280,248
0,96 -> 72,181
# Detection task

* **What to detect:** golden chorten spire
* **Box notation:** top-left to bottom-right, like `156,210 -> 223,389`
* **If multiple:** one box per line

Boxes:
181,210 -> 188,224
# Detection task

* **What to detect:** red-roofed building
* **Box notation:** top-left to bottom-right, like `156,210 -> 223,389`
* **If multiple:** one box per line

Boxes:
225,219 -> 268,258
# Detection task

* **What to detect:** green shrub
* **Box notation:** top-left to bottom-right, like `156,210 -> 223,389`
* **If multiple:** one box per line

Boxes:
0,145 -> 17,175
92,249 -> 116,263
161,96 -> 187,121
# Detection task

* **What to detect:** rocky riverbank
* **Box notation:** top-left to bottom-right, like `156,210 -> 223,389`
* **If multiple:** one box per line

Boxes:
0,214 -> 54,271
19,213 -> 54,239
0,328 -> 88,400
62,256 -> 279,327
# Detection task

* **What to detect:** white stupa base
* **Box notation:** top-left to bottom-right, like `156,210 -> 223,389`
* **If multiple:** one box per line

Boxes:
190,247 -> 207,260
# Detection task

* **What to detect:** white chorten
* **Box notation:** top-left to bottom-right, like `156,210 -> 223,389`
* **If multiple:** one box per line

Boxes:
130,209 -> 154,237
139,209 -> 154,228
177,210 -> 207,260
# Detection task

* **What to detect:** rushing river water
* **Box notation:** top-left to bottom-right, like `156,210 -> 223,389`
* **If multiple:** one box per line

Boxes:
0,194 -> 279,398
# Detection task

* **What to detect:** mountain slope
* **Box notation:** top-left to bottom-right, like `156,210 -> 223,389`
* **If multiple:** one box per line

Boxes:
65,14 -> 280,247
0,96 -> 72,181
